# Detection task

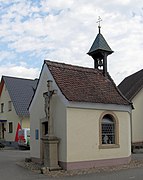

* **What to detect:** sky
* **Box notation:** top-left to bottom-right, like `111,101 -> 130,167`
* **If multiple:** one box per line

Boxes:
0,0 -> 143,85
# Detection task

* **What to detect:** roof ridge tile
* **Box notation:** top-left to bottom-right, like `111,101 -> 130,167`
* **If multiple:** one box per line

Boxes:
45,60 -> 103,74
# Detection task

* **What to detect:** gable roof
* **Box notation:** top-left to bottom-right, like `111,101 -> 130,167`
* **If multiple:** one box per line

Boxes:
0,76 -> 38,116
118,69 -> 143,100
45,60 -> 130,105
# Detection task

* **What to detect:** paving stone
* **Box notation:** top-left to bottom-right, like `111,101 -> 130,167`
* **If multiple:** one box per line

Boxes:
17,157 -> 143,177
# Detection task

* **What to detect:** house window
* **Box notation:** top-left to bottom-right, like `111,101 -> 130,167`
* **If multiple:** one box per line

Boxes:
99,112 -> 119,149
8,101 -> 12,111
35,129 -> 39,140
1,103 -> 4,113
8,122 -> 13,133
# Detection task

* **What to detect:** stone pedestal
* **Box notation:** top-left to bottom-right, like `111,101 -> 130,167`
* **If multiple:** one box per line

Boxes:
42,135 -> 61,171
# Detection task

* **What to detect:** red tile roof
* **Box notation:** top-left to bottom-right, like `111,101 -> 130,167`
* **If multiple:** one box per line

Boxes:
45,60 -> 130,105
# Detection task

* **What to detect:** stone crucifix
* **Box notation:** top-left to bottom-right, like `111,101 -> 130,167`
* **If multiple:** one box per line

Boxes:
42,80 -> 60,171
43,80 -> 56,137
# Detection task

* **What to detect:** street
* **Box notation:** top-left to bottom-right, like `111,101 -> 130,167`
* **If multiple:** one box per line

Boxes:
0,149 -> 48,180
0,149 -> 143,180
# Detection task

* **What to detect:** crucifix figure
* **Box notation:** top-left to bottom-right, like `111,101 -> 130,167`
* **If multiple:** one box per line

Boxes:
96,16 -> 102,33
43,80 -> 56,137
42,80 -> 60,170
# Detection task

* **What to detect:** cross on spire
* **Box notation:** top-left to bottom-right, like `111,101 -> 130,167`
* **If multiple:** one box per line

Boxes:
96,16 -> 102,34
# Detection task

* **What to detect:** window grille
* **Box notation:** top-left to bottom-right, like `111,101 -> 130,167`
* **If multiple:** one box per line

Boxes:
102,115 -> 115,144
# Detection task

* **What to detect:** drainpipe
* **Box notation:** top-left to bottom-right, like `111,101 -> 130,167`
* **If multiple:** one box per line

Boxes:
130,105 -> 133,153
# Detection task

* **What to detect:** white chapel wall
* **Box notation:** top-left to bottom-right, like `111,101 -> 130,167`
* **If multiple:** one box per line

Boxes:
30,65 -> 49,159
51,95 -> 67,162
29,64 -> 67,161
66,107 -> 131,162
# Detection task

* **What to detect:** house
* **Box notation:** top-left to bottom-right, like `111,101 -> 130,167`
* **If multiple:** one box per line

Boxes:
29,26 -> 132,170
0,76 -> 38,147
118,69 -> 143,148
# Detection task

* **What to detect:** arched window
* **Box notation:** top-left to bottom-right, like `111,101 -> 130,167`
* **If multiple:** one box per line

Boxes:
101,114 -> 115,144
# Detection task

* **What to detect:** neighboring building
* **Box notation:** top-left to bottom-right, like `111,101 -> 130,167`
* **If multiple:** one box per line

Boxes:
0,76 -> 38,147
118,69 -> 143,147
29,27 -> 132,170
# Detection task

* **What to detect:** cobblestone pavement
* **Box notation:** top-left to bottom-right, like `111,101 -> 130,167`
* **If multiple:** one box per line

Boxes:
17,149 -> 143,178
1,147 -> 143,180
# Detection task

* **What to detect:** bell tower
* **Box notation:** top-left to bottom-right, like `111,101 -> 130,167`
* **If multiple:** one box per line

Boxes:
87,17 -> 113,76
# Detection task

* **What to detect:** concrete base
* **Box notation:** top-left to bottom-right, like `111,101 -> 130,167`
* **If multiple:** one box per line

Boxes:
59,156 -> 131,170
42,135 -> 61,171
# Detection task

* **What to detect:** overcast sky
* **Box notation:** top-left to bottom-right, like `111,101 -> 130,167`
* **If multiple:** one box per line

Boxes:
0,0 -> 143,85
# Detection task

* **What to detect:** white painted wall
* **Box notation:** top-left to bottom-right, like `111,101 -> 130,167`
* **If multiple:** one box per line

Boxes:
29,66 -> 48,159
0,84 -> 19,141
67,107 -> 131,162
52,95 -> 67,162
29,64 -> 67,161
21,117 -> 30,128
132,88 -> 143,143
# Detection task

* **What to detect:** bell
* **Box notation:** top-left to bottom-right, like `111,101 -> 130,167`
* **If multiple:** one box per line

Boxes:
98,59 -> 103,66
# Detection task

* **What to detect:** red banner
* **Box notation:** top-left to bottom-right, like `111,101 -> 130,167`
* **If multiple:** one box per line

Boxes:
15,123 -> 21,142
